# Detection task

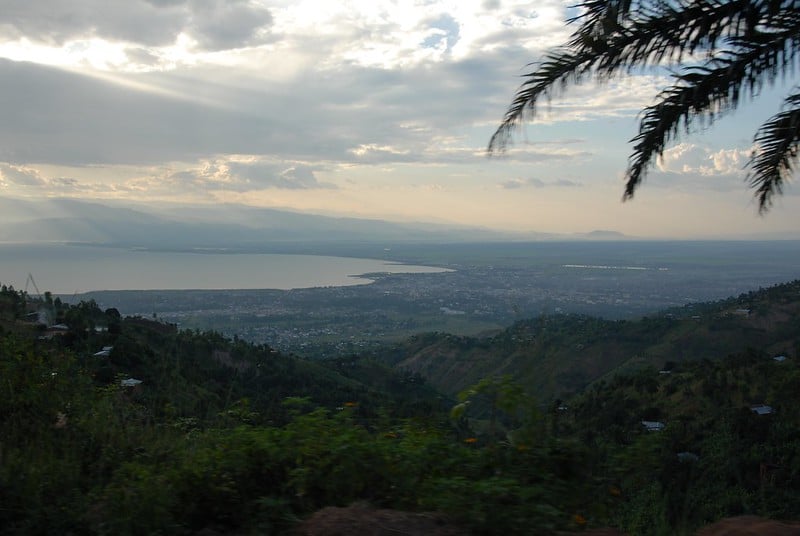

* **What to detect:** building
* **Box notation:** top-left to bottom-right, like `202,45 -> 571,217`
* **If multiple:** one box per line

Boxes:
641,420 -> 665,432
93,346 -> 113,357
120,378 -> 143,388
750,404 -> 774,416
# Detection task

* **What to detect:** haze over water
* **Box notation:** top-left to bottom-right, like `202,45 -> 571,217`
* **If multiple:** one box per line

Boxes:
0,244 -> 449,294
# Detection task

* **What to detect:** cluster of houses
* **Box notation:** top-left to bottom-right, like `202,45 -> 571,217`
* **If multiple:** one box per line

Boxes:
641,353 -> 789,433
89,345 -> 143,389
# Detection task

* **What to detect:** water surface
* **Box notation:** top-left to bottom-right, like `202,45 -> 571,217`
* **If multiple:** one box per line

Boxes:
0,244 -> 450,294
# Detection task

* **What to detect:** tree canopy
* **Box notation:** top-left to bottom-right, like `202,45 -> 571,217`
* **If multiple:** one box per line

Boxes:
489,0 -> 800,212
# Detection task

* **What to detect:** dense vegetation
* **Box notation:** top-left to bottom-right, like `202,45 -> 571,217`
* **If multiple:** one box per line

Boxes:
1,282 -> 799,534
380,280 -> 800,401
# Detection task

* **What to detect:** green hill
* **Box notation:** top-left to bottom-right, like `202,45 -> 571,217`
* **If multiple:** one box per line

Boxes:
557,349 -> 800,533
2,280 -> 800,534
377,280 -> 800,401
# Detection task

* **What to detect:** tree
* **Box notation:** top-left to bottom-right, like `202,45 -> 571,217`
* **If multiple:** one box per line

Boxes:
489,0 -> 800,212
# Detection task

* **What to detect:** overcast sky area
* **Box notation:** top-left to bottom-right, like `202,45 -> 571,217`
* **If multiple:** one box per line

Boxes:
0,0 -> 798,239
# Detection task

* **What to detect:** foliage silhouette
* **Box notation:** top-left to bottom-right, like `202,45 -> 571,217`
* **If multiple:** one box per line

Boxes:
489,0 -> 800,211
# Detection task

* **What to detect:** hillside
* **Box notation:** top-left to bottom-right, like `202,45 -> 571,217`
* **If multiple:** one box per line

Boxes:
2,281 -> 800,534
559,349 -> 800,533
0,286 -> 590,534
2,294 -> 444,422
377,280 -> 800,401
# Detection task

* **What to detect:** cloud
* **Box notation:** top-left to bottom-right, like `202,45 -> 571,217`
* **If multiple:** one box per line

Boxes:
186,0 -> 274,51
227,161 -> 337,190
0,2 -> 796,236
49,177 -> 82,189
0,59 -> 277,165
140,158 -> 337,193
124,47 -> 162,66
0,163 -> 92,194
419,14 -> 460,54
643,143 -> 765,195
348,144 -> 415,163
0,2 -> 604,171
0,0 -> 274,51
0,59 -> 609,184
0,163 -> 46,186
0,51 -> 594,168
0,158 -> 339,200
272,0 -> 566,70
500,177 -> 582,189
658,143 -> 751,177
521,75 -> 671,124
276,166 -> 336,189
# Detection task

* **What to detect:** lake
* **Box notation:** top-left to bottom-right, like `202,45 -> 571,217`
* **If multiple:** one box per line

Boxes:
0,243 -> 451,294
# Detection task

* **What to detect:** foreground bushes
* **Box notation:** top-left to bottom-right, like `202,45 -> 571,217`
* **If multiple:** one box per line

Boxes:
0,325 -> 584,534
87,405 -> 585,534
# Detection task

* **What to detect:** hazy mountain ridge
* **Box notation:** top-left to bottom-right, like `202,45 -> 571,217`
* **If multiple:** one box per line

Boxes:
0,197 -> 626,247
0,197 -> 519,245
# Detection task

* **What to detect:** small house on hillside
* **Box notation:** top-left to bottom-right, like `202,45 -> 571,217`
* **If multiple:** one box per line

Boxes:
120,378 -> 142,388
750,404 -> 774,416
641,420 -> 665,432
24,310 -> 51,326
773,355 -> 787,362
40,323 -> 70,339
93,346 -> 113,357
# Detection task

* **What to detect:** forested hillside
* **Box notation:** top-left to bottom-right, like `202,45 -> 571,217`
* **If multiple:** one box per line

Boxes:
562,350 -> 800,533
379,280 -> 800,400
1,282 -> 799,534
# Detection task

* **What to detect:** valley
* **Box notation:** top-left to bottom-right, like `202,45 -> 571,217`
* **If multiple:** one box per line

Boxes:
73,240 -> 800,357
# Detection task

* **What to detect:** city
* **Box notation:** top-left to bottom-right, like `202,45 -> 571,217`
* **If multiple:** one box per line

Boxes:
75,240 -> 800,357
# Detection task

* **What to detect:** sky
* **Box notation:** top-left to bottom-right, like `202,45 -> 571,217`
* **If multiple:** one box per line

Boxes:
0,0 -> 798,239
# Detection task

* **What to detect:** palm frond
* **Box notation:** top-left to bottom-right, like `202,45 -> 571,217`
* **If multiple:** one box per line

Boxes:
573,0 -> 764,70
490,0 -> 800,210
489,0 -> 764,153
488,48 -> 594,152
748,90 -> 800,212
625,26 -> 800,200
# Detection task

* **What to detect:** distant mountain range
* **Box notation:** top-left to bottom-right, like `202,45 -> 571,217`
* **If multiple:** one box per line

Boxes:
0,197 -> 629,248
